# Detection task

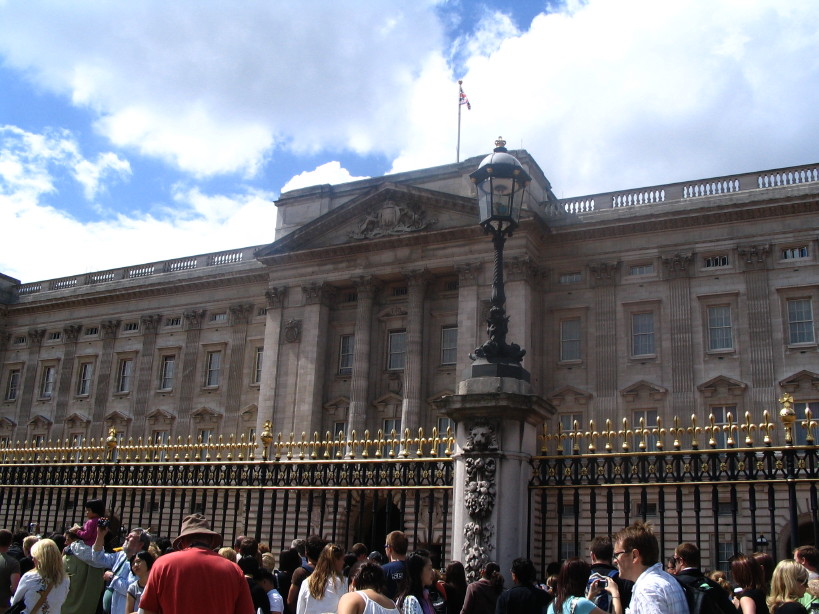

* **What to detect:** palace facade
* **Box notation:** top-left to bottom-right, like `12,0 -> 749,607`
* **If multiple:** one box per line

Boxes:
2,152 -> 819,452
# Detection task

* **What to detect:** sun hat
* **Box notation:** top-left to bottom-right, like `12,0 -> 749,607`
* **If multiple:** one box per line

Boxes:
172,514 -> 223,550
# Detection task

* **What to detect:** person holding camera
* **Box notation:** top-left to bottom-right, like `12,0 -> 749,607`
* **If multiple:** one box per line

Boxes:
91,524 -> 150,614
69,499 -> 106,547
547,558 -> 622,614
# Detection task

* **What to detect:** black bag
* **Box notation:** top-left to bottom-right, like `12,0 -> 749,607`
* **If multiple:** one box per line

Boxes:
675,576 -> 727,614
7,601 -> 26,614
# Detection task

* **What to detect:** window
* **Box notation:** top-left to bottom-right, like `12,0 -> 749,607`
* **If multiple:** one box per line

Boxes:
152,430 -> 169,461
559,413 -> 583,454
629,263 -> 654,276
84,327 -> 98,336
782,246 -> 809,259
159,355 -> 175,390
560,319 -> 581,361
788,299 -> 815,344
47,331 -> 62,341
332,421 -> 347,438
560,542 -> 578,560
631,313 -> 655,356
205,351 -> 221,387
708,405 -> 735,448
252,348 -> 263,384
198,429 -> 214,461
392,286 -> 408,297
635,502 -> 658,517
76,363 -> 93,396
4,369 -> 21,401
165,317 -> 181,327
257,307 -> 268,316
387,330 -> 407,371
383,418 -> 402,436
13,336 -> 26,345
632,409 -> 658,449
717,542 -> 733,572
707,305 -> 733,351
704,255 -> 729,268
116,359 -> 133,393
338,335 -> 354,375
559,272 -> 582,284
123,322 -> 140,332
210,313 -> 227,322
40,366 -> 56,399
441,326 -> 458,365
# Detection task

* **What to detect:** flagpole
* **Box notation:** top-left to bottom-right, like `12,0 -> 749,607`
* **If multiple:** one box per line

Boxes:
457,80 -> 463,163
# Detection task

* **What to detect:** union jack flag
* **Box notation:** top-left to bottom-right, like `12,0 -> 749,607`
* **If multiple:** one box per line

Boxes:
459,84 -> 471,110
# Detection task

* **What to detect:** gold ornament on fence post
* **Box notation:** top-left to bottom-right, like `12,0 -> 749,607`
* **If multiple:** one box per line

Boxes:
779,392 -> 796,445
106,427 -> 118,461
260,421 -> 273,461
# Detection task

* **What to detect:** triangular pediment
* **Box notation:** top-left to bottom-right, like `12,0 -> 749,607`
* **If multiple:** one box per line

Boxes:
780,370 -> 819,392
697,375 -> 748,397
256,183 -> 482,262
64,412 -> 91,428
547,385 -> 594,407
0,416 -> 16,430
28,414 -> 53,429
620,380 -> 667,402
191,406 -> 222,421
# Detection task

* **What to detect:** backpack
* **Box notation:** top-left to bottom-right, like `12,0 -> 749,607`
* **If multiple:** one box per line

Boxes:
587,568 -> 619,612
674,576 -> 725,614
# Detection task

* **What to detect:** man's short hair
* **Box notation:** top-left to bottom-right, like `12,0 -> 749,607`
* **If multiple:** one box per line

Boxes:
385,531 -> 408,556
613,521 -> 660,567
239,537 -> 259,558
675,542 -> 700,568
291,538 -> 306,557
130,528 -> 151,551
589,536 -> 613,561
305,535 -> 326,562
796,545 -> 819,568
0,529 -> 12,548
352,542 -> 368,557
511,557 -> 537,585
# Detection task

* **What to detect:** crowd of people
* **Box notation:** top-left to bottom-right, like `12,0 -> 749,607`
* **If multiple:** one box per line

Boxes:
1,505 -> 819,614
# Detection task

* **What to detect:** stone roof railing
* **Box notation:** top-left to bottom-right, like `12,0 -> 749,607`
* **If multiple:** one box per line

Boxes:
558,163 -> 819,214
16,245 -> 265,297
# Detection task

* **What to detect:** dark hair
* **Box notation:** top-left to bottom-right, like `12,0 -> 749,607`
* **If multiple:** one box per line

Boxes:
398,554 -> 431,606
352,561 -> 388,592
675,542 -> 700,568
239,537 -> 259,558
352,543 -> 368,557
84,499 -> 106,516
238,556 -> 260,575
255,568 -> 275,584
481,562 -> 504,593
796,546 -> 819,569
305,535 -> 327,562
511,557 -> 537,585
731,553 -> 765,591
445,561 -> 467,592
130,551 -> 155,572
279,548 -> 302,573
590,536 -> 614,561
0,529 -> 11,548
369,551 -> 387,564
554,558 -> 590,614
612,521 -> 660,566
752,551 -> 775,589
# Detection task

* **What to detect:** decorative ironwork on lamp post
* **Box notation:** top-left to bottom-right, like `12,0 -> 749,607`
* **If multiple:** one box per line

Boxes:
468,137 -> 532,382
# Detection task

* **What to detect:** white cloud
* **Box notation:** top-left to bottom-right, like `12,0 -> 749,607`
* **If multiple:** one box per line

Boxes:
281,162 -> 369,194
73,152 -> 131,200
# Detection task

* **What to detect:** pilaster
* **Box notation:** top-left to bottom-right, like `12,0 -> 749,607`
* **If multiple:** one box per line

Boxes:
176,310 -> 206,436
400,270 -> 429,436
505,257 -> 540,390
348,277 -> 380,436
589,262 -> 619,416
91,320 -> 120,433
226,303 -> 254,432
455,263 -> 482,382
132,314 -> 162,437
53,323 -> 83,439
662,253 -> 696,416
257,288 -> 287,437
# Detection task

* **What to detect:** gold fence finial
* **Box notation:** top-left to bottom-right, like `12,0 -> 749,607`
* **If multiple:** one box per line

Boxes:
780,392 -> 796,445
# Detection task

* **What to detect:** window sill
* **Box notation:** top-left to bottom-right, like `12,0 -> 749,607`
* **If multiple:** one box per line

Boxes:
558,359 -> 583,367
628,354 -> 657,364
787,342 -> 817,351
705,348 -> 736,356
112,391 -> 131,397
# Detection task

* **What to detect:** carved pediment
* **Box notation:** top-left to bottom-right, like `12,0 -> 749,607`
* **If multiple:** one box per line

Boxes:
256,184 -> 480,261
191,406 -> 223,423
372,393 -> 403,414
147,409 -> 176,426
779,370 -> 819,393
548,385 -> 594,407
0,416 -> 17,430
65,412 -> 91,429
620,380 -> 667,402
240,404 -> 258,423
697,375 -> 748,398
28,414 -> 53,429
323,397 -> 350,415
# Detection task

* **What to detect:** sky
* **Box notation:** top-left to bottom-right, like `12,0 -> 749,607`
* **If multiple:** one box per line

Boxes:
2,0 -> 819,283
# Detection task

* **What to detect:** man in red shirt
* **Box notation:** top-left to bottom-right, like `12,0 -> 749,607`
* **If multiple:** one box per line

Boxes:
140,514 -> 253,614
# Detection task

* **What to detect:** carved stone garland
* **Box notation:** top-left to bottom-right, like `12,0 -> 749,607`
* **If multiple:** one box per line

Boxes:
461,420 -> 499,580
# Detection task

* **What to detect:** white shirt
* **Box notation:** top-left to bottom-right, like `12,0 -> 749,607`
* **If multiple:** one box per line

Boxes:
12,571 -> 71,614
296,575 -> 345,614
627,563 -> 688,614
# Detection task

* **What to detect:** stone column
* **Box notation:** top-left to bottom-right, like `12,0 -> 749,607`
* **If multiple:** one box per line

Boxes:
91,320 -> 120,433
292,283 -> 334,436
589,262 -> 620,419
257,288 -> 287,438
662,253 -> 696,416
434,376 -> 553,583
225,303 -> 253,432
53,323 -> 83,439
400,271 -> 428,437
132,314 -> 162,437
176,310 -> 206,437
738,245 -> 777,413
348,277 -> 379,436
455,263 -> 482,381
15,328 -> 45,440
506,257 -> 540,388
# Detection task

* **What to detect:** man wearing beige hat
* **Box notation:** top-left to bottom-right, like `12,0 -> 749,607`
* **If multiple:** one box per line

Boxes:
140,514 -> 254,614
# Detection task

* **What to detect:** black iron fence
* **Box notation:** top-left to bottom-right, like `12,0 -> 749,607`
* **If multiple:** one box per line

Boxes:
529,397 -> 819,578
0,426 -> 455,564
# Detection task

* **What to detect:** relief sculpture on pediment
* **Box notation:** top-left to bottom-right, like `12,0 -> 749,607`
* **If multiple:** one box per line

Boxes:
349,199 -> 436,240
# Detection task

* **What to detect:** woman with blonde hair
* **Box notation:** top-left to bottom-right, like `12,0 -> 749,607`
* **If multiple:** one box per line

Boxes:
767,560 -> 809,614
296,543 -> 345,614
11,539 -> 71,614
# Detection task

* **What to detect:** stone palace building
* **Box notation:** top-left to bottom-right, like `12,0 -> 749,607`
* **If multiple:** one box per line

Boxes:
2,151 -> 819,454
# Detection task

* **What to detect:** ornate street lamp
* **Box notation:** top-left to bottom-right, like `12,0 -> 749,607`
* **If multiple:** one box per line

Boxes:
468,137 -> 532,382
754,534 -> 769,551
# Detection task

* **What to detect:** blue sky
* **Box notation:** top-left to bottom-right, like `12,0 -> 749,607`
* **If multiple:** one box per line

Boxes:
2,0 -> 819,283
